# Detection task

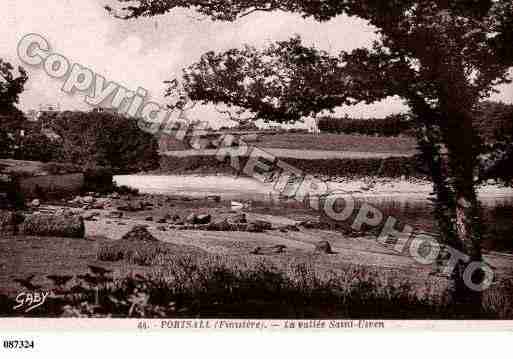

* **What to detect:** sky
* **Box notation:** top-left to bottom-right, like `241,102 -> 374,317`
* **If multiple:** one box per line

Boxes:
1,0 -> 512,128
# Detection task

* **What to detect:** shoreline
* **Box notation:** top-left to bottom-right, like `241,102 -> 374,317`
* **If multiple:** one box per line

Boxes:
115,174 -> 513,204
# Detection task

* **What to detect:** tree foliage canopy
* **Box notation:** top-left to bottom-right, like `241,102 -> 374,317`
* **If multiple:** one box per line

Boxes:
49,111 -> 160,173
181,37 -> 351,122
0,58 -> 28,157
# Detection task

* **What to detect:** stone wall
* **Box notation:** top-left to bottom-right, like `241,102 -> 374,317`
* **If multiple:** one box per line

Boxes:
18,173 -> 84,198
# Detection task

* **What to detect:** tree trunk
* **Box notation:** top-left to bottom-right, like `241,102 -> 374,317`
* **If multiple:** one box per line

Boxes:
442,103 -> 484,315
410,93 -> 484,315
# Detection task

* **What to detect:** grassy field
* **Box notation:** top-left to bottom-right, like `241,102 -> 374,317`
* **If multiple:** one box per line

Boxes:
1,233 -> 513,319
254,133 -> 418,154
160,132 -> 418,155
158,132 -> 420,178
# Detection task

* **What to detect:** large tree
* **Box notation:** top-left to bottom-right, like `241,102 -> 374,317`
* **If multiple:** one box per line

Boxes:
108,0 -> 513,312
49,111 -> 160,173
0,59 -> 28,157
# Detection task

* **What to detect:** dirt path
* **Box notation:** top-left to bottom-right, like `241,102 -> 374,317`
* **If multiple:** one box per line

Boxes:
161,147 -> 414,159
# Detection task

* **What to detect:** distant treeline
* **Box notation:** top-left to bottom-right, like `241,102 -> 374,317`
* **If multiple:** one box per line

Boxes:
318,114 -> 413,137
318,101 -> 513,141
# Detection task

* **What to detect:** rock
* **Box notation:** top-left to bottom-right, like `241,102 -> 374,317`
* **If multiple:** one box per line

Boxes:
145,216 -> 154,222
251,245 -> 287,255
142,201 -> 153,208
156,218 -> 167,224
185,213 -> 197,224
196,214 -> 212,224
285,224 -> 300,232
83,213 -> 97,221
230,213 -> 247,224
314,241 -> 334,254
186,213 -> 211,225
121,225 -> 159,242
207,219 -> 233,232
82,196 -> 94,204
251,220 -> 272,231
117,202 -> 142,212
206,195 -> 221,203
55,209 -> 65,216
69,196 -> 81,204
110,192 -> 120,199
171,214 -> 181,222
107,211 -> 123,219
31,199 -> 41,208
231,201 -> 244,211
90,203 -> 105,210
157,226 -> 167,232
247,223 -> 264,233
299,220 -> 319,229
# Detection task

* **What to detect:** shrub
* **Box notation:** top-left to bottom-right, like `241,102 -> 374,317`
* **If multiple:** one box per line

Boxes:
14,134 -> 64,162
0,176 -> 24,209
42,162 -> 81,175
0,210 -> 23,235
82,167 -> 115,194
113,184 -> 140,196
20,213 -> 85,238
14,255 -> 513,319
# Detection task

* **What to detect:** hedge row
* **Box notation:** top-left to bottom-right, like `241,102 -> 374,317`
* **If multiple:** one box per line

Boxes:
318,114 -> 413,137
159,154 -> 423,179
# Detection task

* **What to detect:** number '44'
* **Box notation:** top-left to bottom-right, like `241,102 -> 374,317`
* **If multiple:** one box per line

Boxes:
138,321 -> 150,330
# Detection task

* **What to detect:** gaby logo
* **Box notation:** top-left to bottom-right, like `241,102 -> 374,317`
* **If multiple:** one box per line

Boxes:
13,291 -> 50,313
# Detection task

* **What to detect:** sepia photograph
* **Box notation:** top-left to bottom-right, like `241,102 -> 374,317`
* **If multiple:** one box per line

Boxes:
1,0 -> 513,331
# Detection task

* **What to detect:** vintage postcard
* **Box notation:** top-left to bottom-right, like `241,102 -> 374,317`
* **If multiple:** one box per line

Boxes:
1,0 -> 513,341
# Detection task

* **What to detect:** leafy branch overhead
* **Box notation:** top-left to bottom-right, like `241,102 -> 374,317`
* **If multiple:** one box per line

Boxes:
106,1 -> 513,69
107,1 -> 513,123
179,37 -> 353,122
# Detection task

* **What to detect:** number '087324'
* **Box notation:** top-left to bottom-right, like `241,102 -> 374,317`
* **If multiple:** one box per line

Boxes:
3,340 -> 35,349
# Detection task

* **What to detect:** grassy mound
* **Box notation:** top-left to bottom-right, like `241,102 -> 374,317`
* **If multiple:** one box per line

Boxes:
97,225 -> 205,266
20,213 -> 85,238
